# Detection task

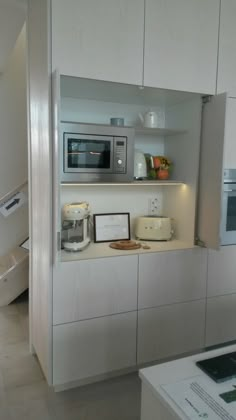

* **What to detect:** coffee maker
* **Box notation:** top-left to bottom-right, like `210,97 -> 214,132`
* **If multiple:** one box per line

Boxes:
62,202 -> 91,251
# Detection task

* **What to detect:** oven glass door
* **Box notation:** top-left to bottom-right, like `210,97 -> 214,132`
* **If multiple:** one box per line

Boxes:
221,185 -> 236,245
64,134 -> 113,173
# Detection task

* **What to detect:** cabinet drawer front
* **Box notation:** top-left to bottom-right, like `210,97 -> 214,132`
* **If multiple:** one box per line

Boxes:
208,246 -> 236,297
138,249 -> 207,309
137,300 -> 205,364
206,294 -> 236,347
53,255 -> 138,324
53,312 -> 137,385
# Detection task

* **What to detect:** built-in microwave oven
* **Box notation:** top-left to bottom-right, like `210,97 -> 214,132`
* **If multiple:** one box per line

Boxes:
221,169 -> 236,245
60,122 -> 135,183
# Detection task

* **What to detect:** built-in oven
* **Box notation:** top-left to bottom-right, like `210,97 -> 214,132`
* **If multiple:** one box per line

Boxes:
60,122 -> 134,183
221,169 -> 236,245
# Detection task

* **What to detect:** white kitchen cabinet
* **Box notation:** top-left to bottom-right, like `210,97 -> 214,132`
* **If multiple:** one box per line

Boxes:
206,247 -> 236,347
53,255 -> 138,325
144,0 -> 219,94
53,311 -> 137,386
207,246 -> 236,297
217,0 -> 236,94
138,249 -> 207,309
138,300 -> 205,364
51,0 -> 144,85
205,294 -> 236,347
52,0 -> 220,93
27,0 -> 210,390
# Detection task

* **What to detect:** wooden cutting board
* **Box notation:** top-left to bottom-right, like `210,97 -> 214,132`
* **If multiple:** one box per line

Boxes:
109,240 -> 142,250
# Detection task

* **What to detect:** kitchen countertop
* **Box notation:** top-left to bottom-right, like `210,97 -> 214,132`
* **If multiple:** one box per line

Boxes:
60,239 -> 200,262
139,344 -> 236,420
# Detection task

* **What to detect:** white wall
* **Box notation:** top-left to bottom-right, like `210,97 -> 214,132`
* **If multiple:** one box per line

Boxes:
0,24 -> 28,255
61,185 -> 164,238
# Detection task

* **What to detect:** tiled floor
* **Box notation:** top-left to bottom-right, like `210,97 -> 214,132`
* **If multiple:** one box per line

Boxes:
0,291 -> 141,420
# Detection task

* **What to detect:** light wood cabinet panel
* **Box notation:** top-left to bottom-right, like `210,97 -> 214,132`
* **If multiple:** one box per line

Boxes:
137,300 -> 205,364
51,0 -> 144,85
53,312 -> 137,385
53,255 -> 138,325
27,0 -> 53,384
144,0 -> 219,94
217,0 -> 236,94
208,246 -> 236,297
138,249 -> 207,309
206,294 -> 236,347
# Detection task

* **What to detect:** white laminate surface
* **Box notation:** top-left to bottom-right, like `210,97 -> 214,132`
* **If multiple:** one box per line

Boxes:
137,300 -> 205,365
28,0 -> 53,384
138,248 -> 207,308
208,245 -> 236,297
217,0 -> 236,94
60,240 -> 197,262
206,294 -> 236,347
53,311 -> 137,386
53,255 -> 138,324
51,0 -> 144,85
139,344 -> 236,420
144,0 -> 219,94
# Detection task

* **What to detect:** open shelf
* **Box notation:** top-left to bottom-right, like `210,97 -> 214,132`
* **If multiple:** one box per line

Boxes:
135,127 -> 187,136
60,180 -> 184,186
59,121 -> 186,137
132,180 -> 184,185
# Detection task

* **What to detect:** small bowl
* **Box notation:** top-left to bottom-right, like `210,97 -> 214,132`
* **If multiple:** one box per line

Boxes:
110,118 -> 124,126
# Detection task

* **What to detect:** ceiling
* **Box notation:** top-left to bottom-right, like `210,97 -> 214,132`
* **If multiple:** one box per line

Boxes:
0,0 -> 26,72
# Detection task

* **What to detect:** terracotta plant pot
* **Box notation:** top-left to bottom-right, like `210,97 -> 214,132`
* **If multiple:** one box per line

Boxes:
152,156 -> 161,169
157,169 -> 169,180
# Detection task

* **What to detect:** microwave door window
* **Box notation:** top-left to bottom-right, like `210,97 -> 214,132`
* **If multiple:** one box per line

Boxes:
67,139 -> 111,170
226,195 -> 236,231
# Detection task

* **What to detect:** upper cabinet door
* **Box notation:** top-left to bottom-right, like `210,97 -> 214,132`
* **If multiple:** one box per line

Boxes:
217,0 -> 236,94
51,0 -> 144,85
144,0 -> 219,94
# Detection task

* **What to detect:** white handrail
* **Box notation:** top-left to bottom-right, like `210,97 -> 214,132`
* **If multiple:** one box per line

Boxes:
0,180 -> 28,207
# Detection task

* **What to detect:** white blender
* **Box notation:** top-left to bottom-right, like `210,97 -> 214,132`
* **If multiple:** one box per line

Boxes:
62,202 -> 91,251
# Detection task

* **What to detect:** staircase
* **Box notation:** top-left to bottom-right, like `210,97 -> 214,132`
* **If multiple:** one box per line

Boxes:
0,245 -> 28,306
0,181 -> 29,306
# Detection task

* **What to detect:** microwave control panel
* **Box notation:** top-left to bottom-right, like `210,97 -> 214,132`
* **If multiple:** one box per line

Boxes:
113,137 -> 127,173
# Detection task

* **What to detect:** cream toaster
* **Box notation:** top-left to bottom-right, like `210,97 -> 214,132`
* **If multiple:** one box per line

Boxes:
135,216 -> 173,241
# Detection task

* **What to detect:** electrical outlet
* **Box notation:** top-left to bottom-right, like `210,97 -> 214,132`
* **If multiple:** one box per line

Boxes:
148,197 -> 160,215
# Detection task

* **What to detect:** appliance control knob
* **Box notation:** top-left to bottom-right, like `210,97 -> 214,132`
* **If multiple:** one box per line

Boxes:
118,159 -> 122,165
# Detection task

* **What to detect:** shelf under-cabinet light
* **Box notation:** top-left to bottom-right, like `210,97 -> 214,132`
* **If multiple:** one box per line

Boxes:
61,182 -> 185,186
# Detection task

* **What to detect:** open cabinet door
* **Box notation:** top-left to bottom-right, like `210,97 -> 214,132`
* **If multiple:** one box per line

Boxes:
51,70 -> 61,264
197,93 -> 227,249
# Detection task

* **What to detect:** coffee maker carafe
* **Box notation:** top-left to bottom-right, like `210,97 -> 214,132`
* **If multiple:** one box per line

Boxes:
62,202 -> 91,251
